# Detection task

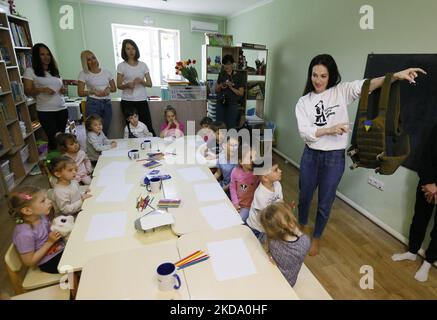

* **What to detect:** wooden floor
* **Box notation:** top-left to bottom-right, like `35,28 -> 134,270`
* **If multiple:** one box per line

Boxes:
277,153 -> 437,300
0,149 -> 436,299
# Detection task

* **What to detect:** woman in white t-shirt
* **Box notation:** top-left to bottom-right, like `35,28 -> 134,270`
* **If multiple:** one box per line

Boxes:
116,39 -> 156,136
78,50 -> 116,136
23,43 -> 67,150
295,54 -> 426,256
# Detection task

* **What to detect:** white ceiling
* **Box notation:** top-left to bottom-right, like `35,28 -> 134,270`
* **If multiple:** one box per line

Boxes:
82,0 -> 272,18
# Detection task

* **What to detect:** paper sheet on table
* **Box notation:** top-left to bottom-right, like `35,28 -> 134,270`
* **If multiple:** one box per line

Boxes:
100,161 -> 132,174
193,183 -> 227,202
177,167 -> 209,183
200,203 -> 242,230
96,172 -> 126,187
96,162 -> 132,186
85,212 -> 127,242
95,184 -> 134,203
101,141 -> 129,157
101,149 -> 128,157
206,238 -> 257,281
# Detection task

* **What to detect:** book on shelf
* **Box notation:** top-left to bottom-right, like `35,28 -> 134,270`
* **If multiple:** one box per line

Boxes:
0,101 -> 7,122
10,81 -> 24,103
9,22 -> 31,47
16,51 -> 32,74
0,43 -> 12,65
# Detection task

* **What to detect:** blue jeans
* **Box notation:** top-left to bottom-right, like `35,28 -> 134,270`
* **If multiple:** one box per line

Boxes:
85,97 -> 112,136
298,146 -> 345,238
215,101 -> 240,129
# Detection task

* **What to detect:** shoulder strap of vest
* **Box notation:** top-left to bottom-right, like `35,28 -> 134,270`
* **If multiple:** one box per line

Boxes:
358,79 -> 371,114
377,73 -> 395,116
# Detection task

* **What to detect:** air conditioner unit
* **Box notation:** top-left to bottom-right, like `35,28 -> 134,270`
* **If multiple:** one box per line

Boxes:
190,20 -> 219,33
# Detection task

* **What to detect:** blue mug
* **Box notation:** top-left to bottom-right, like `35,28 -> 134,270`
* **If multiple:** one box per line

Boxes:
157,262 -> 181,291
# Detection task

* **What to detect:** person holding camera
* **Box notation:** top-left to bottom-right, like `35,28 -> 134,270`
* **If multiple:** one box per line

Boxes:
215,55 -> 245,129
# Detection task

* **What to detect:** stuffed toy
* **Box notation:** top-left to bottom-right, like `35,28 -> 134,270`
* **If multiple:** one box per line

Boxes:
51,215 -> 75,241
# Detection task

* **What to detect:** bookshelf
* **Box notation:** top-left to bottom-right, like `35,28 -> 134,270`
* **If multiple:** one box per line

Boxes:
0,12 -> 41,198
201,43 -> 268,121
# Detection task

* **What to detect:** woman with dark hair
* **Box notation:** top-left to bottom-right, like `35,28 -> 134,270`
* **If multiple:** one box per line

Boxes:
295,53 -> 425,256
23,43 -> 68,150
215,54 -> 245,129
116,39 -> 156,136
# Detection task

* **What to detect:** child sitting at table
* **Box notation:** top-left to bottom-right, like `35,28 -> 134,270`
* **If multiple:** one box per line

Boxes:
56,133 -> 93,185
10,186 -> 65,274
86,114 -> 117,165
160,105 -> 184,139
246,159 -> 283,241
199,116 -> 214,142
259,202 -> 310,287
229,144 -> 260,222
124,110 -> 153,139
214,136 -> 239,193
50,155 -> 92,216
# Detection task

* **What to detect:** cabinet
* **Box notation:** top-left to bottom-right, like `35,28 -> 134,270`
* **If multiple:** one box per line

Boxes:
0,13 -> 42,197
201,44 -> 268,122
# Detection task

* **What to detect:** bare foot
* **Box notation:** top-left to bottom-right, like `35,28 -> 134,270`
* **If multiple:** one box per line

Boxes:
309,238 -> 320,256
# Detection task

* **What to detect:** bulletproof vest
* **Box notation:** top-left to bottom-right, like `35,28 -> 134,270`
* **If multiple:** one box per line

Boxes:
347,73 -> 410,175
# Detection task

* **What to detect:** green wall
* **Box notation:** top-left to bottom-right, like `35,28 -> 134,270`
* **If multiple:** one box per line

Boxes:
14,0 -> 58,57
228,0 -> 437,242
47,0 -> 225,96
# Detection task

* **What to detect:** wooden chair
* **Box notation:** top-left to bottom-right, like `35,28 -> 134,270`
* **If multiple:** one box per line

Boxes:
4,244 -> 62,295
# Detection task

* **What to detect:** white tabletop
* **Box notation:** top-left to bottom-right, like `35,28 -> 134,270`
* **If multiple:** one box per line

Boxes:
76,240 -> 190,300
177,225 -> 300,300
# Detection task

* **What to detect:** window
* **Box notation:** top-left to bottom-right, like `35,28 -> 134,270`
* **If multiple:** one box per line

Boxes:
112,24 -> 180,86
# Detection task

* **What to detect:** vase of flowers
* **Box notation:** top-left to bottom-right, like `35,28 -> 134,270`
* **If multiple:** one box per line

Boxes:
175,59 -> 199,85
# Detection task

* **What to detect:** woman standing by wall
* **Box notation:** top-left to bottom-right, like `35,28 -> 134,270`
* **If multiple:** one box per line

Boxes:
295,54 -> 425,256
23,43 -> 67,150
77,50 -> 116,136
116,39 -> 156,136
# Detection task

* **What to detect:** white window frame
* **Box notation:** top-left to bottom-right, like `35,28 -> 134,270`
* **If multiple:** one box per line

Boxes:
111,23 -> 181,86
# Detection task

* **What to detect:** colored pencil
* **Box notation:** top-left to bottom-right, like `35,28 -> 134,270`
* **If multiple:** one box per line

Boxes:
175,250 -> 202,266
177,256 -> 210,270
177,254 -> 209,268
175,251 -> 204,267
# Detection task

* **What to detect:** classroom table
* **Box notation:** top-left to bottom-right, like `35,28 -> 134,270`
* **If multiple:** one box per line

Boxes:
58,151 -> 176,273
163,164 -> 243,235
177,225 -> 300,300
76,240 -> 190,300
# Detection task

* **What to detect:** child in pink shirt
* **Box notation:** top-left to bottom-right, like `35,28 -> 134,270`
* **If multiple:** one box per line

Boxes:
230,144 -> 260,222
160,105 -> 185,138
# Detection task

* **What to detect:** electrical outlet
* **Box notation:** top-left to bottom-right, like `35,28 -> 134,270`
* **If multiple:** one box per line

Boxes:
368,176 -> 384,191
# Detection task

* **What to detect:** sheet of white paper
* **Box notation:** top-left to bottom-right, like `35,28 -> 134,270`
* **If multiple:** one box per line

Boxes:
101,149 -> 129,157
96,173 -> 126,187
139,210 -> 174,230
200,203 -> 242,230
115,141 -> 128,149
100,161 -> 132,173
177,167 -> 209,183
85,212 -> 127,242
206,238 -> 257,281
95,184 -> 134,203
96,162 -> 132,186
193,183 -> 227,202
